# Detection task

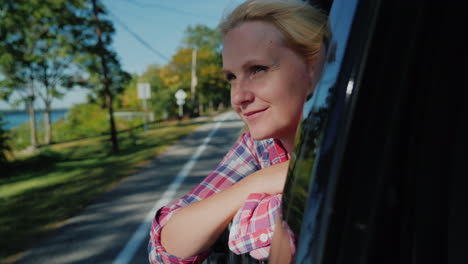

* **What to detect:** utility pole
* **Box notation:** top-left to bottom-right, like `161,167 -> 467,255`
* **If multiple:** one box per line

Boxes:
190,47 -> 198,116
91,0 -> 119,153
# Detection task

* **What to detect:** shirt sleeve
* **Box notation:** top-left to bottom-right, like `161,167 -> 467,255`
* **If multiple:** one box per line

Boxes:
228,193 -> 283,260
148,132 -> 261,264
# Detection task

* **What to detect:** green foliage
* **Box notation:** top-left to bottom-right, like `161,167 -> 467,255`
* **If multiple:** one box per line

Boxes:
182,25 -> 229,112
72,1 -> 131,108
0,0 -> 130,149
0,0 -> 93,98
182,24 -> 222,51
131,24 -> 230,118
54,103 -> 109,140
8,123 -> 31,151
118,75 -> 141,110
0,114 -> 11,163
7,103 -> 150,151
54,103 -> 146,140
141,65 -> 179,119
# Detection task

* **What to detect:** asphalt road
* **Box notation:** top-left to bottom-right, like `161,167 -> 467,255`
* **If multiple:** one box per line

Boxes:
14,110 -> 244,264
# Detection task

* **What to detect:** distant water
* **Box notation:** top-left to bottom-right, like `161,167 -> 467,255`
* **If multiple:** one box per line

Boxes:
0,110 -> 68,130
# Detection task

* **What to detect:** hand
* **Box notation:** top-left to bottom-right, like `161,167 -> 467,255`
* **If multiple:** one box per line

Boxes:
269,214 -> 293,264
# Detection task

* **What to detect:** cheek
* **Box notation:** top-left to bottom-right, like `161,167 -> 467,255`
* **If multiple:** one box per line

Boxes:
281,70 -> 311,102
295,66 -> 313,93
292,75 -> 312,102
230,91 -> 240,113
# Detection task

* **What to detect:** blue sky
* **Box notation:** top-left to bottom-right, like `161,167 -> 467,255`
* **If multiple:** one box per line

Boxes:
103,0 -> 243,74
0,0 -> 244,110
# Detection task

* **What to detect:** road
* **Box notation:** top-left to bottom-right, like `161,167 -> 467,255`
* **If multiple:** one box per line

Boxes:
14,110 -> 244,264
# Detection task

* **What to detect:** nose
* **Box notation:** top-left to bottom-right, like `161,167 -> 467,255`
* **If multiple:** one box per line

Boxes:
231,80 -> 254,108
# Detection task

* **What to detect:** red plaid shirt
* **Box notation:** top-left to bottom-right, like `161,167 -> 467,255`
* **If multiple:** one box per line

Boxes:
148,132 -> 290,263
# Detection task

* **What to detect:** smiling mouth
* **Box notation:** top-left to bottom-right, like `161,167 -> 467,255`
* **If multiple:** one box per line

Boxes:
244,107 -> 269,120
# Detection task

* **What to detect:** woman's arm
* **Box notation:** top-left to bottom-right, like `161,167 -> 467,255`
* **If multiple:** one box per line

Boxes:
160,160 -> 289,258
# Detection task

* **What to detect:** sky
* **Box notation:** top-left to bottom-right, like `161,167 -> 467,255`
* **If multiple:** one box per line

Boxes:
0,0 -> 245,110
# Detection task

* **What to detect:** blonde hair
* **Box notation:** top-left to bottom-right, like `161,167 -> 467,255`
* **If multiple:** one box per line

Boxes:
219,0 -> 330,64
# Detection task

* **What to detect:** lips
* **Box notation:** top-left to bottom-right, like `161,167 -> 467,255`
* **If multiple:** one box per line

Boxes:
243,107 -> 269,120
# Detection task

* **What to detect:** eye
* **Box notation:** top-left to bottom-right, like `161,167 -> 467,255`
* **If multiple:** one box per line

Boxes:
224,73 -> 236,82
251,65 -> 268,75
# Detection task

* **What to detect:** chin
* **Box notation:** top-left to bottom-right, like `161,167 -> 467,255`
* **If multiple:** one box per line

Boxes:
249,128 -> 275,141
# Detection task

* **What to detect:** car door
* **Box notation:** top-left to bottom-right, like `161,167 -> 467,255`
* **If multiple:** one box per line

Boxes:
281,0 -> 468,263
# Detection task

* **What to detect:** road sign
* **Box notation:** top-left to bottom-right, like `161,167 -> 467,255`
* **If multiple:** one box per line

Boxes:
175,89 -> 187,106
137,83 -> 151,99
175,89 -> 187,118
138,83 -> 151,130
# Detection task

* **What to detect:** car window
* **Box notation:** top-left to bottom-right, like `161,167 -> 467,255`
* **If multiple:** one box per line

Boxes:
282,0 -> 361,249
281,0 -> 387,261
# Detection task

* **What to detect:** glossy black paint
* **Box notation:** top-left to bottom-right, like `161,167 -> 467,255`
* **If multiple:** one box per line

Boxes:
283,0 -> 360,244
281,0 -> 468,263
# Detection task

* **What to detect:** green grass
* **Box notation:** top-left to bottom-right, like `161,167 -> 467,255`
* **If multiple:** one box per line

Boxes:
0,118 -> 208,263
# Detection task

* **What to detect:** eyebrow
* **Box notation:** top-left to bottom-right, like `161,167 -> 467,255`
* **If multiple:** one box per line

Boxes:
223,58 -> 269,74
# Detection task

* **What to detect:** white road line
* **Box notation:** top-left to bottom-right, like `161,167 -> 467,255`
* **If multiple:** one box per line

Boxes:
113,113 -> 228,264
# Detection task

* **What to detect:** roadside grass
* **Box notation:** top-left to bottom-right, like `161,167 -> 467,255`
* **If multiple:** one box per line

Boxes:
0,118 -> 208,262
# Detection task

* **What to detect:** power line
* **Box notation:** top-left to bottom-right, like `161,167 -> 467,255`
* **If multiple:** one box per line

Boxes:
106,9 -> 170,62
123,0 -> 218,20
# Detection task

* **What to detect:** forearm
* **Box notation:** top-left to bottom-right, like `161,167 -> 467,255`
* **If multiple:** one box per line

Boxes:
160,175 -> 260,258
160,161 -> 290,258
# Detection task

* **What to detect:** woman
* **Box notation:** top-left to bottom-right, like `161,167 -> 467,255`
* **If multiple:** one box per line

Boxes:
148,0 -> 329,263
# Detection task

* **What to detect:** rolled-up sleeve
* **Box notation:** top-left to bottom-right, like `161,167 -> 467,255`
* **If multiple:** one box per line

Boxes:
148,205 -> 208,263
228,193 -> 283,260
148,132 -> 262,264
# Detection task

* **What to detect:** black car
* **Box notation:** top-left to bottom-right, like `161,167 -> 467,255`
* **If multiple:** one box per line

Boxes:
207,0 -> 467,263
282,0 -> 467,263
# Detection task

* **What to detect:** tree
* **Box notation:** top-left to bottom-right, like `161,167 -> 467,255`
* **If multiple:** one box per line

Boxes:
88,0 -> 117,152
183,25 -> 222,52
33,2 -> 90,145
159,48 -> 192,116
0,0 -> 42,147
119,65 -> 177,121
138,65 -> 173,120
1,0 -> 129,152
118,74 -> 141,112
0,0 -> 100,147
64,0 -> 131,153
0,113 -> 11,164
180,25 -> 229,114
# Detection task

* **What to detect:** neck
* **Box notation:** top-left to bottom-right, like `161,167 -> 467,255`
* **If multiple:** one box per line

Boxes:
279,138 -> 294,154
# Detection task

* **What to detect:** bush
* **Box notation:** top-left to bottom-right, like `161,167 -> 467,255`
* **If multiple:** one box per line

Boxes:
53,103 -> 109,141
8,123 -> 31,150
8,103 -> 151,151
0,114 -> 11,163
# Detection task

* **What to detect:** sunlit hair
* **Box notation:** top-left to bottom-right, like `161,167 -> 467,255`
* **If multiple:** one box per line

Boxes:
219,0 -> 330,64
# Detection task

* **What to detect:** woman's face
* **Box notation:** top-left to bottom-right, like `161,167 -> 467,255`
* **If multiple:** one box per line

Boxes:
223,21 -> 314,146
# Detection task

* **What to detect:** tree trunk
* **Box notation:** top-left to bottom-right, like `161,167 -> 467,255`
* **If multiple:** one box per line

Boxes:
27,96 -> 37,148
44,102 -> 52,145
209,100 -> 214,113
92,0 -> 119,153
106,92 -> 118,152
198,94 -> 204,115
